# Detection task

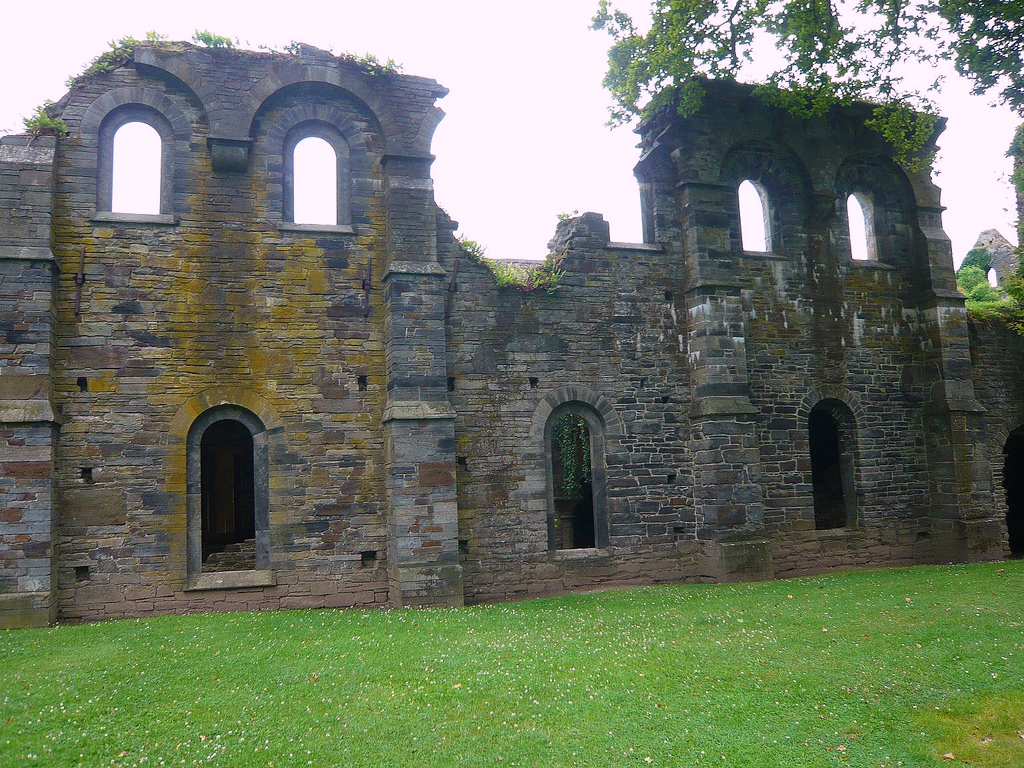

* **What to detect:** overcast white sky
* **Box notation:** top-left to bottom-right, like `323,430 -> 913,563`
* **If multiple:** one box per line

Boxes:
1,0 -> 1018,264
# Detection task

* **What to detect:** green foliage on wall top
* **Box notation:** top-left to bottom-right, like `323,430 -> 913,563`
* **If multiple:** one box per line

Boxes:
22,101 -> 67,138
458,237 -> 564,294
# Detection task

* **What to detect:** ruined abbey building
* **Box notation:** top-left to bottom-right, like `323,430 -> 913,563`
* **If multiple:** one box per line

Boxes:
2,41 -> 1022,628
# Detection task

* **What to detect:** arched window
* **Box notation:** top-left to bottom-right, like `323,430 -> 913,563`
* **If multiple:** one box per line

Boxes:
293,136 -> 338,226
846,193 -> 877,261
187,405 -> 271,580
808,400 -> 857,529
1003,427 -> 1024,556
988,268 -> 999,288
95,104 -> 175,218
545,404 -> 609,550
738,179 -> 772,252
283,123 -> 351,227
110,122 -> 162,215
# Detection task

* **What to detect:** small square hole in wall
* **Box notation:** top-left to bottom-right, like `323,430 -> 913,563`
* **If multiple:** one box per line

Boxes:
673,526 -> 687,540
360,550 -> 377,568
357,375 -> 368,391
77,377 -> 88,392
458,539 -> 469,554
447,377 -> 456,392
74,565 -> 90,582
661,394 -> 671,404
639,377 -> 647,389
667,471 -> 676,484
528,377 -> 539,389
664,291 -> 673,301
457,456 -> 468,471
80,467 -> 94,484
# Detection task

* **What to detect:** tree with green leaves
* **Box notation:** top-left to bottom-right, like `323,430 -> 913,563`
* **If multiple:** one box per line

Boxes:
592,1 -> 1024,165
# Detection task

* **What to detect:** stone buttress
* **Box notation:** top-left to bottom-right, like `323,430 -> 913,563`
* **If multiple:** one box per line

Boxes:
0,135 -> 60,628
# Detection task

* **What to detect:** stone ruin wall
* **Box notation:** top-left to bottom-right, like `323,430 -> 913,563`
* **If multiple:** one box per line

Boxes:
49,60 -> 397,621
1,43 -> 1020,627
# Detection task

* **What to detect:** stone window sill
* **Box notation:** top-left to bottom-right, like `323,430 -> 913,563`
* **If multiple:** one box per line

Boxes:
741,249 -> 788,260
279,222 -> 356,235
847,259 -> 895,270
92,211 -> 177,226
550,547 -> 612,562
804,526 -> 863,539
185,569 -> 276,591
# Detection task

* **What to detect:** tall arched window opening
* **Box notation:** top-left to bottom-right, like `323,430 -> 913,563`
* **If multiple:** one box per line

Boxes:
1003,428 -> 1024,556
846,193 -> 877,261
550,412 -> 596,549
809,400 -> 857,529
292,136 -> 338,226
738,179 -> 771,252
111,121 -> 162,215
200,419 -> 256,571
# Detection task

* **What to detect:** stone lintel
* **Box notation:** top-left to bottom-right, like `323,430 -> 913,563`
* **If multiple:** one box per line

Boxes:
684,279 -> 745,295
383,260 -> 446,278
674,179 -> 733,191
381,152 -> 435,169
0,246 -> 56,263
916,288 -> 968,308
0,400 -> 59,424
692,395 -> 759,417
383,400 -> 455,422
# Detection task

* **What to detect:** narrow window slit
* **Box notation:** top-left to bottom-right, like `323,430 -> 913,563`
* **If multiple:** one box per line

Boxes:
846,193 -> 877,261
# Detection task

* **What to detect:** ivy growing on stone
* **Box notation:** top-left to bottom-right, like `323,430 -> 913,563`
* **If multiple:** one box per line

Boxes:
192,30 -> 235,49
551,412 -> 591,499
65,32 -> 170,90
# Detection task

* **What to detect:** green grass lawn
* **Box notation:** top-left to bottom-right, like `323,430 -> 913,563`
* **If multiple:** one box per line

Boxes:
1,562 -> 1022,767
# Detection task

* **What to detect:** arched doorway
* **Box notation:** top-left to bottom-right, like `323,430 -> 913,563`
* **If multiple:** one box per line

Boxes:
1003,428 -> 1024,556
200,419 -> 256,570
809,400 -> 857,529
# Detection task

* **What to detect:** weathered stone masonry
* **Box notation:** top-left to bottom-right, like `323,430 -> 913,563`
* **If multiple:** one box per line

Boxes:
0,43 -> 1019,627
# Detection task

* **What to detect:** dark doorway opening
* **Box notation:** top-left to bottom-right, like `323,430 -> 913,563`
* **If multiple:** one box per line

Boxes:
809,401 -> 855,529
201,419 -> 256,570
551,412 -> 596,549
1003,429 -> 1024,556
